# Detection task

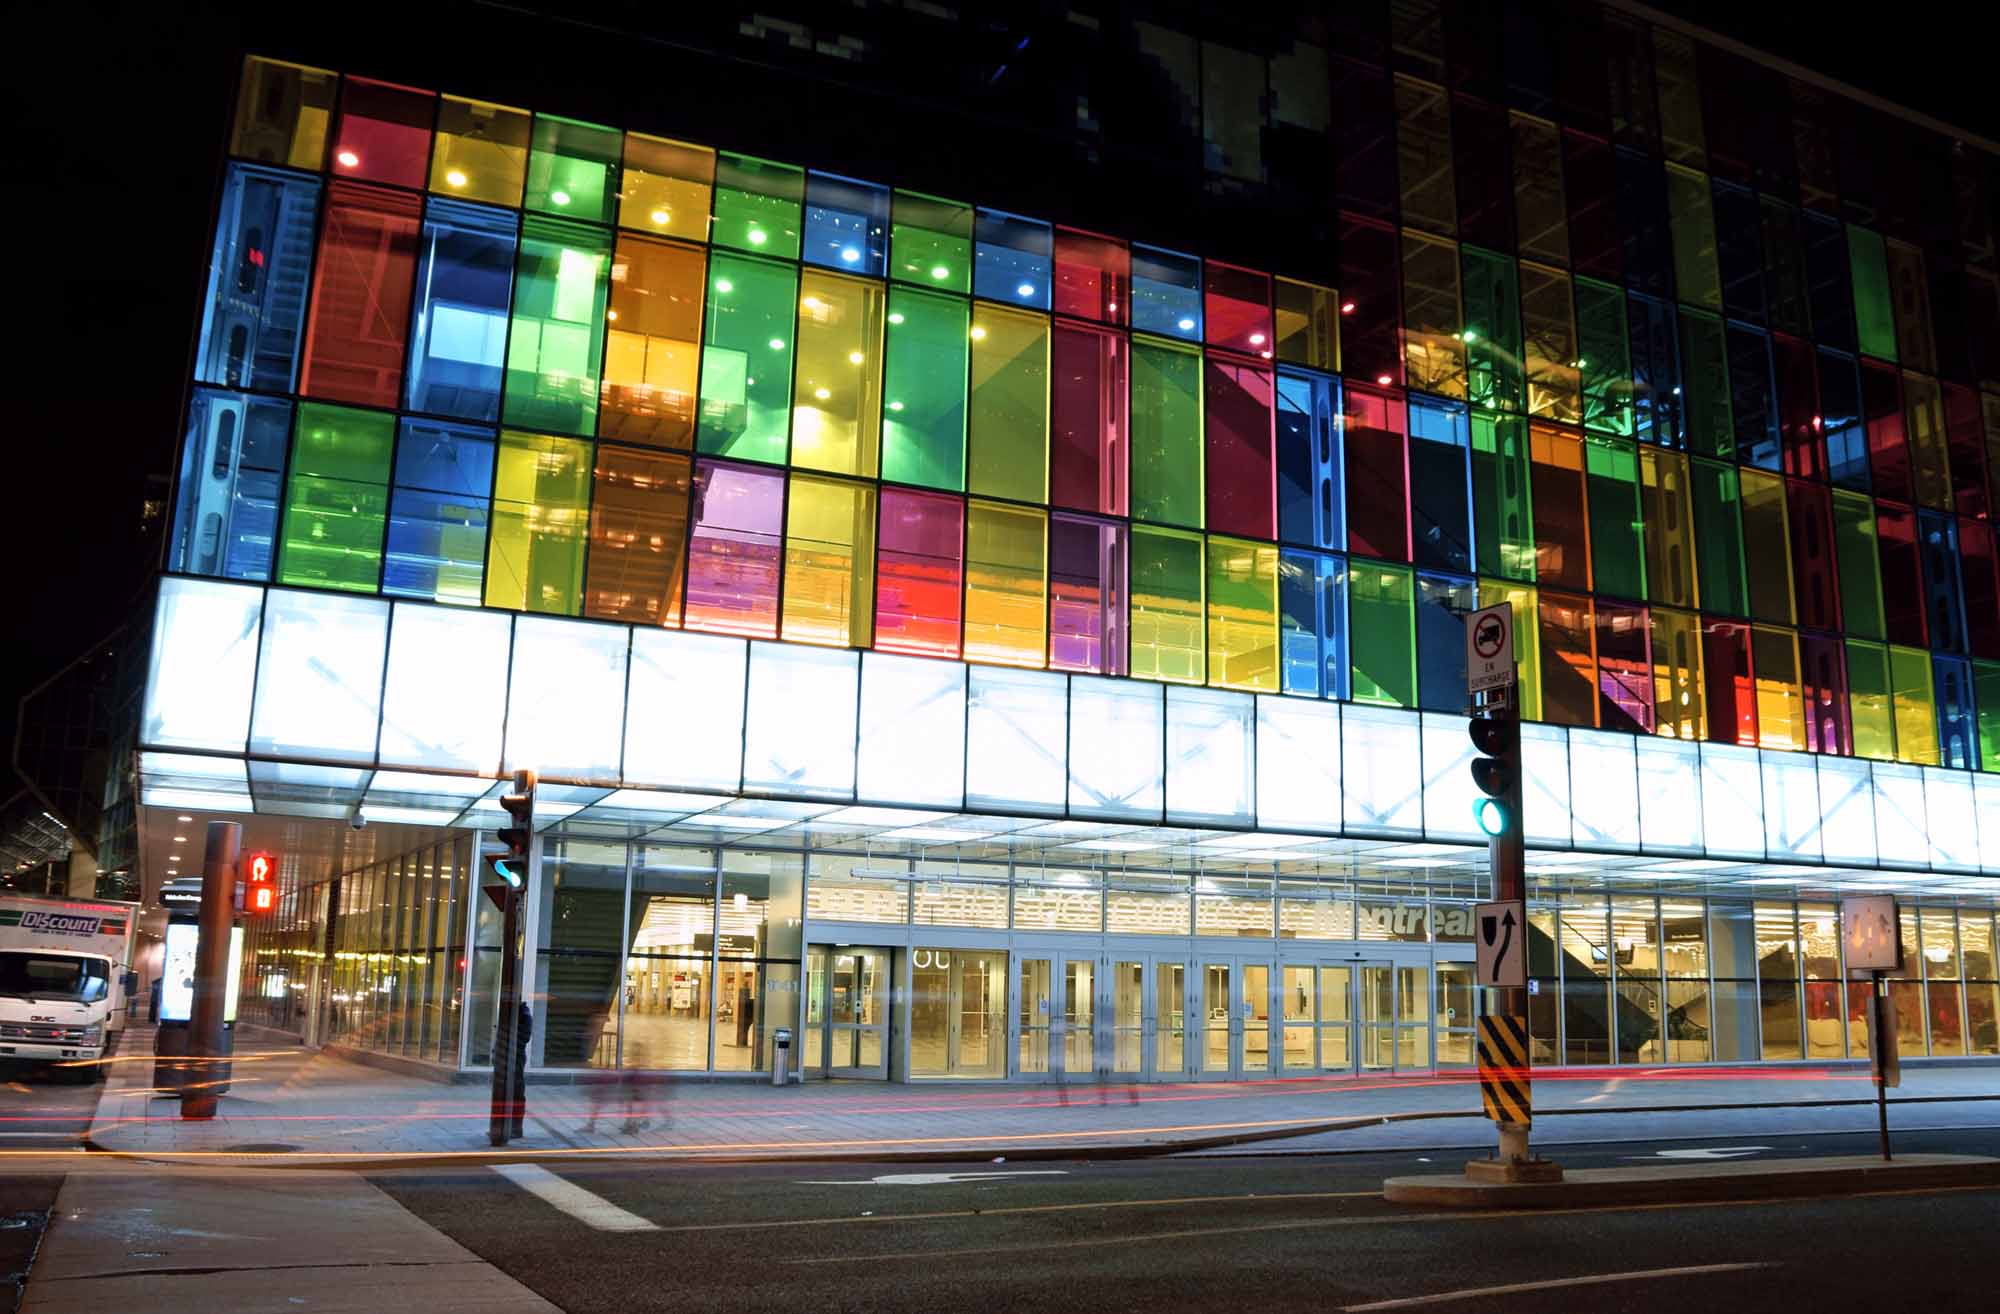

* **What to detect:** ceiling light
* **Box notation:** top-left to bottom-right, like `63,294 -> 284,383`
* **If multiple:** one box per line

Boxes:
1017,282 -> 1035,297
606,309 -> 619,321
715,278 -> 733,293
847,351 -> 864,364
930,264 -> 950,280
814,387 -> 831,400
887,312 -> 905,325
650,208 -> 670,225
888,400 -> 904,411
1376,373 -> 1393,386
1176,317 -> 1196,331
840,247 -> 860,263
748,227 -> 768,245
1248,333 -> 1266,346
970,325 -> 987,341
550,190 -> 571,206
768,337 -> 785,350
444,169 -> 468,188
173,835 -> 187,843
1340,301 -> 1356,314
177,815 -> 192,822
335,148 -> 360,168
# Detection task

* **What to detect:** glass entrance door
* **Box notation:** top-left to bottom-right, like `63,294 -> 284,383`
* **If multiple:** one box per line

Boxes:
1434,960 -> 1476,1067
1196,957 -> 1274,1078
1155,960 -> 1188,1079
1015,953 -> 1099,1081
1109,959 -> 1145,1077
1353,958 -> 1433,1073
812,946 -> 888,1078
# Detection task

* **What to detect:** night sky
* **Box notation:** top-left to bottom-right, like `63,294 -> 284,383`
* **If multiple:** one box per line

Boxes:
3,1 -> 1991,790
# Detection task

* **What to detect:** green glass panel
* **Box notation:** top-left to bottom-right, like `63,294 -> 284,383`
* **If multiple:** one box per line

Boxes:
1584,435 -> 1644,599
1664,164 -> 1722,311
1130,335 -> 1203,527
1348,560 -> 1416,708
1575,278 -> 1633,436
276,403 -> 393,593
1848,226 -> 1898,363
523,114 -> 619,224
697,252 -> 798,464
890,189 -> 973,294
486,430 -> 591,615
1889,644 -> 1939,766
1690,458 -> 1747,617
1638,448 -> 1697,609
278,477 -> 388,592
1478,579 -> 1542,721
1847,640 -> 1895,761
1462,247 -> 1524,413
1677,309 -> 1733,459
1830,489 -> 1885,640
1840,640 -> 1888,760
503,216 -> 611,437
1973,660 -> 2000,772
967,306 -> 1049,503
1738,469 -> 1794,625
712,153 -> 803,259
881,286 -> 968,490
1471,410 -> 1535,580
1129,525 -> 1205,683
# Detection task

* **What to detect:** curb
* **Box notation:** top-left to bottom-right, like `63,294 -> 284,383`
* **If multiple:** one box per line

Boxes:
1382,1153 -> 2000,1208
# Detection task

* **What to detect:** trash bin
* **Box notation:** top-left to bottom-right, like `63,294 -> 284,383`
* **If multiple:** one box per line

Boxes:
771,1027 -> 792,1086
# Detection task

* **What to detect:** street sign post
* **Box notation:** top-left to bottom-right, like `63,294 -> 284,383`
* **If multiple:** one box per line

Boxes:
1465,602 -> 1515,694
1844,896 -> 1902,1162
1475,900 -> 1527,988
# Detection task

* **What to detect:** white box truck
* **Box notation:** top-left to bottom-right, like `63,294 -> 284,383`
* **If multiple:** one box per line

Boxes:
0,893 -> 141,1081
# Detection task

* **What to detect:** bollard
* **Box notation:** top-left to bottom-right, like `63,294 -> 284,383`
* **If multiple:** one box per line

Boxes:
771,1026 -> 792,1086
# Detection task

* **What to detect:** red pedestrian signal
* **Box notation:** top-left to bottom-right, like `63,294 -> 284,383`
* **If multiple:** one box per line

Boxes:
239,850 -> 278,916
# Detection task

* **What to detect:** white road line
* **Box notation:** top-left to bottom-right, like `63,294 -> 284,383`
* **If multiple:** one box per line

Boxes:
491,1163 -> 660,1233
0,1131 -> 72,1138
1339,1261 -> 1774,1310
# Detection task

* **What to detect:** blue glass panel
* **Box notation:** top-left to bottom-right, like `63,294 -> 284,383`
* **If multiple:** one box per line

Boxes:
384,489 -> 491,605
1276,369 -> 1343,550
803,171 -> 889,277
1415,572 -> 1475,711
1131,244 -> 1201,340
170,388 -> 292,580
1919,510 -> 1967,655
404,198 -> 519,421
1279,549 -> 1348,699
972,208 -> 1052,307
1727,322 -> 1781,471
394,417 -> 497,495
194,163 -> 320,391
1626,292 -> 1681,448
1818,349 -> 1868,491
1407,396 -> 1473,574
1934,654 -> 1975,769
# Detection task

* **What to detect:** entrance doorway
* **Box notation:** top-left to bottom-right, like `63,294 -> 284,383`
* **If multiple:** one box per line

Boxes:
909,946 -> 1006,1078
1016,952 -> 1101,1080
1354,959 -> 1433,1072
805,946 -> 889,1078
1194,956 -> 1275,1079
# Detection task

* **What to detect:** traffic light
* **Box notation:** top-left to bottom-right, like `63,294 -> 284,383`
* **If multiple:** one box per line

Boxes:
1467,710 -> 1519,837
484,769 -> 537,896
237,850 -> 278,915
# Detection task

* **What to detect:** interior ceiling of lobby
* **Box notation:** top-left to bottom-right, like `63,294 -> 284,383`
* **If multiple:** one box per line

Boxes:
135,772 -> 2000,915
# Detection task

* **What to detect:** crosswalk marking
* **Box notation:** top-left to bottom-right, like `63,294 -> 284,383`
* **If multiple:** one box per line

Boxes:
491,1163 -> 660,1232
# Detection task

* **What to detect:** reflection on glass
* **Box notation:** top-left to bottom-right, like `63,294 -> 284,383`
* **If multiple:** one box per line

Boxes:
1242,963 -> 1271,1072
1063,958 -> 1096,1076
1282,965 -> 1316,1069
1156,962 -> 1186,1075
1203,963 -> 1232,1073
911,947 -> 1006,1078
1112,961 -> 1143,1074
1019,957 -> 1052,1074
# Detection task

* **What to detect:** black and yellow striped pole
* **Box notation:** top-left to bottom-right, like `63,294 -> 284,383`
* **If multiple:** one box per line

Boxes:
1477,1014 -> 1532,1126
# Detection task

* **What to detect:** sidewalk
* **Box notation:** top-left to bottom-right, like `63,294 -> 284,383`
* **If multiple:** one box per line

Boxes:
81,1027 -> 2000,1166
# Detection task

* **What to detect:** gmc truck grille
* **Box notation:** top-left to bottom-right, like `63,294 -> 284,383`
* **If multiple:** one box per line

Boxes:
0,1023 -> 84,1043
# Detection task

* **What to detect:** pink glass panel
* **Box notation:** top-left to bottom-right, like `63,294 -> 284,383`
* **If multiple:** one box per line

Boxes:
1204,260 -> 1274,357
874,488 -> 965,659
684,460 -> 784,638
1050,322 -> 1128,515
299,181 -> 421,408
1053,228 -> 1129,325
1204,359 -> 1275,539
1049,514 -> 1126,675
329,78 -> 435,189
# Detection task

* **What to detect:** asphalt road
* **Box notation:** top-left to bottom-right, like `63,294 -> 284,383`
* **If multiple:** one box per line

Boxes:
0,1059 -> 106,1310
375,1126 -> 2000,1313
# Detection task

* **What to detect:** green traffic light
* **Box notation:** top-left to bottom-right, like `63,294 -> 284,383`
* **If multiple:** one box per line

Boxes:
1473,796 -> 1509,837
493,858 -> 522,889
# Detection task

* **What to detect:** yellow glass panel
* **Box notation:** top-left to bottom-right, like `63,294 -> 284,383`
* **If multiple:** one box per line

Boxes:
1130,525 -> 1205,684
1206,536 -> 1279,692
781,475 -> 876,648
792,270 -> 886,477
601,235 -> 705,448
485,431 -> 592,615
620,132 -> 715,243
1650,606 -> 1706,741
230,56 -> 335,170
1638,447 -> 1699,610
1890,644 -> 1940,766
968,306 -> 1050,503
1751,626 -> 1803,751
1477,579 -> 1543,721
965,501 -> 1046,667
429,96 -> 531,206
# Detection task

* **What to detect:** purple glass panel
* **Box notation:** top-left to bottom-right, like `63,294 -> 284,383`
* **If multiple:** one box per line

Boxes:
684,460 -> 784,638
1050,322 -> 1128,515
1800,631 -> 1851,755
1048,514 -> 1126,675
875,488 -> 965,659
1204,358 -> 1275,539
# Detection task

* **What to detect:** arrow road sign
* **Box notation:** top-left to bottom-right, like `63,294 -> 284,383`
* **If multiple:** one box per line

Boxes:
1475,899 -> 1526,987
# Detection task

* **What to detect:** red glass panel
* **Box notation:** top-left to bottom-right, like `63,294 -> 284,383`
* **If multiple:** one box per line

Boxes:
1052,228 -> 1129,325
1862,360 -> 1910,503
1049,323 -> 1128,515
873,488 -> 964,659
1875,502 -> 1928,648
1049,514 -> 1126,675
1799,632 -> 1851,754
1701,620 -> 1758,745
1774,332 -> 1823,480
1530,424 -> 1590,592
1538,590 -> 1598,727
1204,261 -> 1274,357
1204,358 -> 1275,539
330,77 -> 434,190
1343,383 -> 1409,561
1595,599 -> 1652,733
585,447 -> 690,624
1785,479 -> 1840,632
1944,383 -> 1989,519
684,460 -> 783,638
299,181 -> 421,408
1338,215 -> 1403,386
1958,518 -> 2000,660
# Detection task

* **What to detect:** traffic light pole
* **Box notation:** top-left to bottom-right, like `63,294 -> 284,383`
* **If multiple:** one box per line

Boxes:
183,821 -> 238,1121
489,884 -> 523,1147
1481,684 -> 1531,1170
